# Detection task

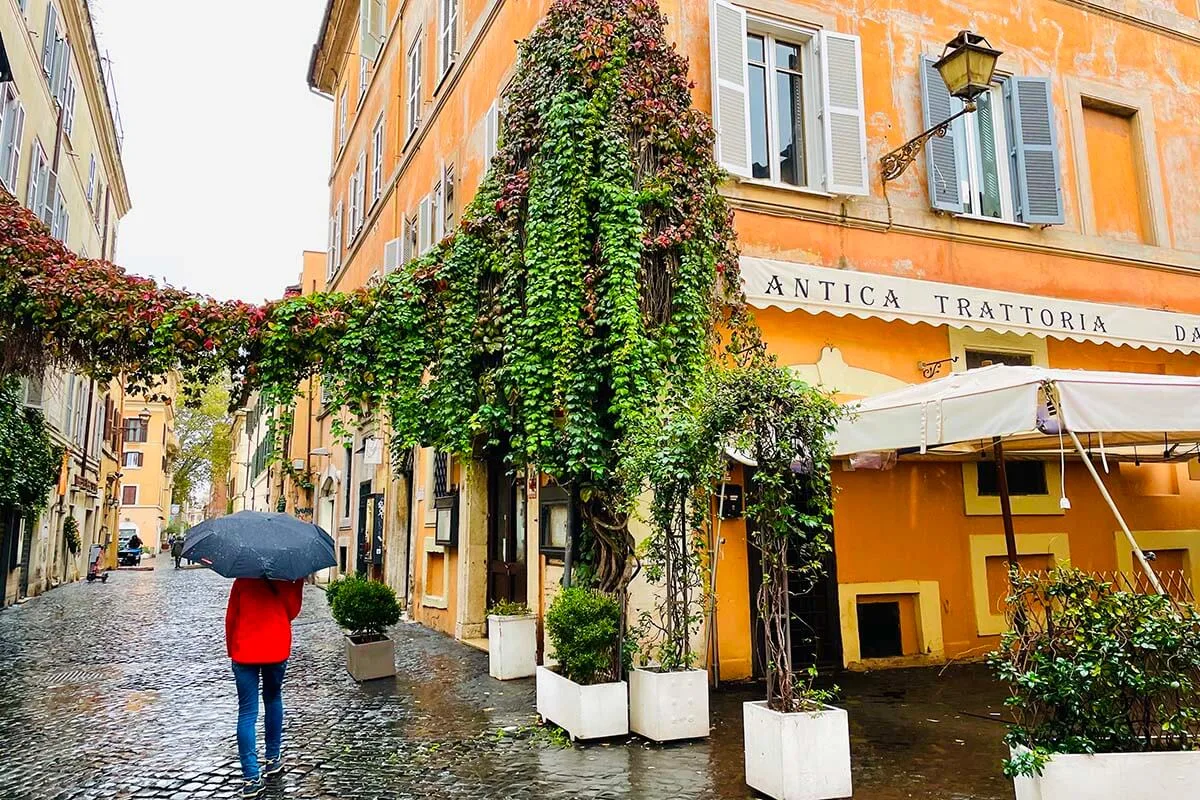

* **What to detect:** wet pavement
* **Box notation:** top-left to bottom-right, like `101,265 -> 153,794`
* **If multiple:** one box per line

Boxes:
0,564 -> 1014,799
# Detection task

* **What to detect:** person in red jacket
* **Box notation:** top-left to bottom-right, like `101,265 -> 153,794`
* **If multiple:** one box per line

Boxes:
225,577 -> 304,798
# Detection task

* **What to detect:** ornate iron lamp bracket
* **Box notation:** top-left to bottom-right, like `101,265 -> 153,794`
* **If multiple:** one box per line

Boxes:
918,356 -> 959,379
880,102 -> 976,183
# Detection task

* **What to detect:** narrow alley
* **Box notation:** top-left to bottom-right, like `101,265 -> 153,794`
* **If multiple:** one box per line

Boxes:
0,564 -> 1011,800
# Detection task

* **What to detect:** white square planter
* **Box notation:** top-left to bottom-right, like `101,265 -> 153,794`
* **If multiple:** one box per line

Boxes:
345,635 -> 396,682
535,665 -> 628,741
488,614 -> 537,680
1011,747 -> 1200,800
629,667 -> 709,742
743,701 -> 852,800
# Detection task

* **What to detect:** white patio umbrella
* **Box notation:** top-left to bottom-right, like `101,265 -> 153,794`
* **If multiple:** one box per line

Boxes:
833,365 -> 1200,594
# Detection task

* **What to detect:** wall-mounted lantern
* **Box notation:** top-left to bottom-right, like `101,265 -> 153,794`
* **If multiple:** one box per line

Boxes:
880,31 -> 1002,182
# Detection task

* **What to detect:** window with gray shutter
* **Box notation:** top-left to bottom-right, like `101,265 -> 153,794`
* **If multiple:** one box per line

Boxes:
1007,76 -> 1064,225
710,0 -> 751,178
384,238 -> 401,272
819,31 -> 868,196
920,55 -> 963,213
41,3 -> 58,75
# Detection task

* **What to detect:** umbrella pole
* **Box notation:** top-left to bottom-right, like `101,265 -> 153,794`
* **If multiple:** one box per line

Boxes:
992,438 -> 1020,571
1066,430 -> 1166,595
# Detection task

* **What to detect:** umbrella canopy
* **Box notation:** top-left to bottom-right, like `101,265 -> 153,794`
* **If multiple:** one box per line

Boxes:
834,364 -> 1200,458
182,511 -> 336,581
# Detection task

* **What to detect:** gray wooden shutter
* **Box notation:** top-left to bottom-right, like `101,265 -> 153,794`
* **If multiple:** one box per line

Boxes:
384,238 -> 401,272
41,3 -> 57,74
709,0 -> 751,178
819,31 -> 868,196
920,55 -> 963,213
1007,76 -> 1064,225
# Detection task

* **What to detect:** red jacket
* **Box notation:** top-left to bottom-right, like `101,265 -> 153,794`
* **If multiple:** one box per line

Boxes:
225,578 -> 304,664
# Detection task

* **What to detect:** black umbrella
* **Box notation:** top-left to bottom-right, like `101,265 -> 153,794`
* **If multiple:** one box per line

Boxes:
182,511 -> 336,581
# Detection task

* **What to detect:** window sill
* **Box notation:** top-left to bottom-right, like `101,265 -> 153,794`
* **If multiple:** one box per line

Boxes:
952,213 -> 1030,229
433,64 -> 455,97
735,177 -> 832,199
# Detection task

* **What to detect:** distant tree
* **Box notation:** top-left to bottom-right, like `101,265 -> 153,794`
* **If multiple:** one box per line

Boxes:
169,379 -> 232,507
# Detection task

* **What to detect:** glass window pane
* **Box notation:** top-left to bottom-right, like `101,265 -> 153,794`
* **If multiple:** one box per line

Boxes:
544,504 -> 568,550
775,70 -> 804,186
747,34 -> 765,63
748,62 -> 770,179
775,41 -> 800,72
975,91 -> 1002,218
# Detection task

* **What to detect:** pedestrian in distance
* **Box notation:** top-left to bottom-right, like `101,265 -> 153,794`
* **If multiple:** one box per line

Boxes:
170,536 -> 184,569
225,577 -> 304,798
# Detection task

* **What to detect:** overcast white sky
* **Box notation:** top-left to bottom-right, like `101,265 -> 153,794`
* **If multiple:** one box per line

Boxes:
93,0 -> 332,304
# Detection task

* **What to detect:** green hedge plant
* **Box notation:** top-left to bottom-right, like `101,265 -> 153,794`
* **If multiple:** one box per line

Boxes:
330,576 -> 401,642
990,566 -> 1200,777
545,586 -> 621,685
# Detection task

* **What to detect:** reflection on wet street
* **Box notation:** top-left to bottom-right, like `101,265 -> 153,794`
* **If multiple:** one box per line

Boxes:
0,564 -> 1011,799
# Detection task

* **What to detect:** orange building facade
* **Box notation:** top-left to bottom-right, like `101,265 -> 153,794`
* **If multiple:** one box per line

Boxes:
307,0 -> 1200,675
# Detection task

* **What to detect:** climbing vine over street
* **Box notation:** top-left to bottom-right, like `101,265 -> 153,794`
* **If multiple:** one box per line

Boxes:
0,1 -> 838,630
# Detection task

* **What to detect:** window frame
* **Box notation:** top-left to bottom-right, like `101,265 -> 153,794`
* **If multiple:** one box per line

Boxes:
123,417 -> 149,444
956,82 -> 1018,224
123,450 -> 144,469
438,0 -> 458,78
121,484 -> 138,506
358,54 -> 369,107
0,85 -> 25,192
406,36 -> 422,140
371,114 -> 384,203
338,89 -> 348,148
743,17 -> 824,193
442,162 -> 456,234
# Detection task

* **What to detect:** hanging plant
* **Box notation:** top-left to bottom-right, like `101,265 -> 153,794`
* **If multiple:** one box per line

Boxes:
697,365 -> 843,712
63,515 -> 81,555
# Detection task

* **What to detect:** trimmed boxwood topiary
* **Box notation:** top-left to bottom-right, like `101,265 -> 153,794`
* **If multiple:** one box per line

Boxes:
545,586 -> 620,686
330,577 -> 400,642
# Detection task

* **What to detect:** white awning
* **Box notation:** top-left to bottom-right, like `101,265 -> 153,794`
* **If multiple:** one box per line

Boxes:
833,364 -> 1200,458
742,256 -> 1200,354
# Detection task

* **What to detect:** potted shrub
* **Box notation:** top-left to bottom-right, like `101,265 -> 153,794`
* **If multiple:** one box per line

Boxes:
699,366 -> 849,800
329,575 -> 401,681
487,599 -> 537,680
991,567 -> 1200,800
536,586 -> 628,740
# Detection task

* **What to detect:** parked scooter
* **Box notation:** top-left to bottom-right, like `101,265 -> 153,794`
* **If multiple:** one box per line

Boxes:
86,544 -> 109,583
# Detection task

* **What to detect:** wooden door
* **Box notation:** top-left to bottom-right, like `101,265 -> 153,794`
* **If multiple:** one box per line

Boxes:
486,460 -> 527,608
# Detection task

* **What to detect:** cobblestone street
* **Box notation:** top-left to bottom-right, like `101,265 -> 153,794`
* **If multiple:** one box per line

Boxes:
0,563 -> 1013,800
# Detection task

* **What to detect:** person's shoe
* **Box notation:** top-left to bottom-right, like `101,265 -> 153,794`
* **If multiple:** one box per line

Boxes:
240,778 -> 265,798
263,756 -> 284,778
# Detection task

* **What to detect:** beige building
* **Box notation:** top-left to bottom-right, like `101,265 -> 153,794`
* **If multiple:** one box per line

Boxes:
0,0 -> 130,605
117,386 -> 177,555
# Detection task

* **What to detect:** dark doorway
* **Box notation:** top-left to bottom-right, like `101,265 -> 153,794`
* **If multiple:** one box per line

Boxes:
857,601 -> 903,658
486,458 -> 527,609
747,467 -> 843,674
356,481 -> 373,577
0,507 -> 19,606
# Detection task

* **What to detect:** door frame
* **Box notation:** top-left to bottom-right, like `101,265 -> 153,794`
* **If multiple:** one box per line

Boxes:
486,458 -> 526,608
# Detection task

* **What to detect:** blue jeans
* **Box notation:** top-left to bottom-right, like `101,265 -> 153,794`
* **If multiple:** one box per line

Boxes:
232,661 -> 287,780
